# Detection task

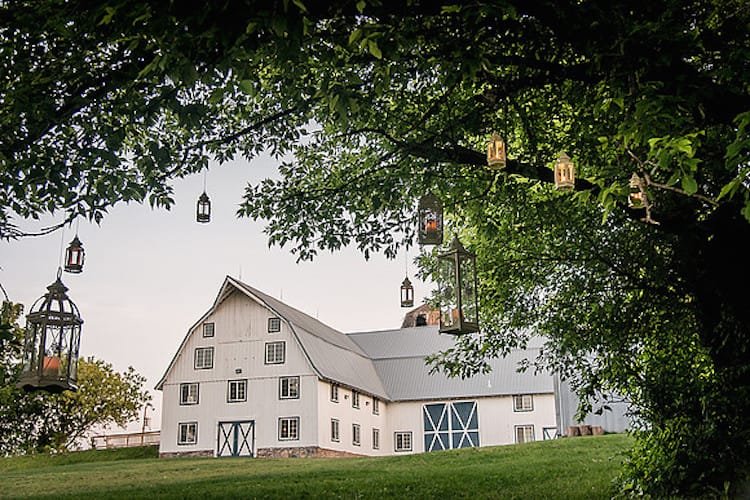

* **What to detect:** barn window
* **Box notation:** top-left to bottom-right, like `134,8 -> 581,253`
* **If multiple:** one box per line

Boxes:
331,419 -> 340,442
202,323 -> 215,337
330,384 -> 339,402
227,379 -> 248,403
279,376 -> 300,399
513,394 -> 534,412
372,428 -> 380,450
179,382 -> 199,405
394,431 -> 412,452
268,317 -> 281,333
352,390 -> 360,409
265,341 -> 285,364
279,417 -> 300,440
178,422 -> 198,445
194,347 -> 214,370
515,425 -> 535,444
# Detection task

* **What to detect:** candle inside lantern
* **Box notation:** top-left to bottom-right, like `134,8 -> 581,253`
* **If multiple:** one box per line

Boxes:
43,356 -> 61,376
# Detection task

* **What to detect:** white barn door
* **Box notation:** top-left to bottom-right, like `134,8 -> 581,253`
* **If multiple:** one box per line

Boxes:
217,421 -> 254,457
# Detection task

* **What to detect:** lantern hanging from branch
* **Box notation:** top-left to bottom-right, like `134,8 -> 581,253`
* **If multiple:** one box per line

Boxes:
196,191 -> 211,223
18,270 -> 83,393
418,192 -> 443,245
63,235 -> 85,274
554,152 -> 575,191
628,173 -> 646,209
438,236 -> 479,335
400,277 -> 414,308
487,133 -> 506,169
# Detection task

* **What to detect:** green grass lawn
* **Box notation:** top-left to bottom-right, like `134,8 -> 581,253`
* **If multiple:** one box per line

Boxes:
0,434 -> 631,499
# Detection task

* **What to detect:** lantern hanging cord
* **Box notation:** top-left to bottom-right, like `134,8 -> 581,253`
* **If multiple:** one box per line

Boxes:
57,225 -> 66,271
404,247 -> 408,278
203,170 -> 207,192
75,217 -> 80,237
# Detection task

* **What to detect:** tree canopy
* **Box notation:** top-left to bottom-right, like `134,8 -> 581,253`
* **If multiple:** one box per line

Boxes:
2,0 -> 749,495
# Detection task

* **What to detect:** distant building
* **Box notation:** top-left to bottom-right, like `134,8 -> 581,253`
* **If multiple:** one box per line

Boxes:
400,304 -> 440,328
91,431 -> 160,449
554,378 -> 633,434
156,277 -> 559,458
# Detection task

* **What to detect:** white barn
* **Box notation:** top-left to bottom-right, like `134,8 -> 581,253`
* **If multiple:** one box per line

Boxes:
156,276 -> 558,458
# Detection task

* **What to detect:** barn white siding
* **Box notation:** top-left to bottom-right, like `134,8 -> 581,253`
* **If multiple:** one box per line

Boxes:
316,380 -> 388,456
159,288 -> 318,456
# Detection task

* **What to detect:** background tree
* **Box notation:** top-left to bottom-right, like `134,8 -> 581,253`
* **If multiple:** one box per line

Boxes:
2,0 -> 749,495
0,302 -> 151,453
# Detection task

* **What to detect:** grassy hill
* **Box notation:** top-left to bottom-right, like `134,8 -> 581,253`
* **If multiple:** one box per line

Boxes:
0,434 -> 631,499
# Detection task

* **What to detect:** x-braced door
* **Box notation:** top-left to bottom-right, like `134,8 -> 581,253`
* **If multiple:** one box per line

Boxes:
423,401 -> 479,452
217,421 -> 254,457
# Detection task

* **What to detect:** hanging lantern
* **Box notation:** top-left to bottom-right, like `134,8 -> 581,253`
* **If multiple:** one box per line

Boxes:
487,133 -> 506,169
554,152 -> 575,191
438,236 -> 479,335
196,192 -> 211,223
628,173 -> 646,209
18,271 -> 83,393
418,192 -> 443,245
400,277 -> 414,308
63,235 -> 85,274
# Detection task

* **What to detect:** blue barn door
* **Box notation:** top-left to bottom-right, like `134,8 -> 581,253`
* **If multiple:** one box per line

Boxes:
423,401 -> 479,452
217,421 -> 254,457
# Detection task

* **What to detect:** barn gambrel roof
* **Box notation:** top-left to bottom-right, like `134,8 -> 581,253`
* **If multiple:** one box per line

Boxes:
156,277 -> 552,401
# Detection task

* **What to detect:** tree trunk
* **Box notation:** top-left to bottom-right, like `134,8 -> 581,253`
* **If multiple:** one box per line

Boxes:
675,204 -> 750,493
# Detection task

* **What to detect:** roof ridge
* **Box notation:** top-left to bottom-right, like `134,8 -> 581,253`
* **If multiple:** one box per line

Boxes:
347,325 -> 439,336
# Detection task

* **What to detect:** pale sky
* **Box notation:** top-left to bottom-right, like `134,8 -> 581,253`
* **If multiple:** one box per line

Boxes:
2,153 -> 432,433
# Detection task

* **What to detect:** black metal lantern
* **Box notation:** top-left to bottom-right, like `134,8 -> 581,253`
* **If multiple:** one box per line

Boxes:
554,152 -> 575,191
64,235 -> 85,274
438,236 -> 479,335
196,191 -> 211,223
18,271 -> 83,393
400,277 -> 414,308
628,173 -> 646,209
418,192 -> 443,245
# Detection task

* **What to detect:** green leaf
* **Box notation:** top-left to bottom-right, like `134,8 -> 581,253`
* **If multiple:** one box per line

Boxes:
368,40 -> 382,59
98,6 -> 117,26
348,28 -> 362,46
743,201 -> 750,223
356,0 -> 366,13
681,175 -> 698,195
717,178 -> 740,200
441,5 -> 462,13
239,80 -> 255,95
292,0 -> 308,13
